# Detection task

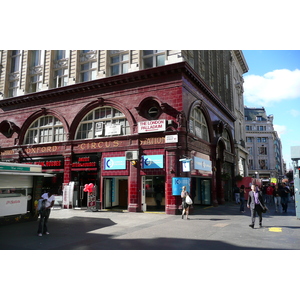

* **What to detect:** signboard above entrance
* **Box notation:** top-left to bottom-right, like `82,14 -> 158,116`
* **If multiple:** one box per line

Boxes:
138,120 -> 166,133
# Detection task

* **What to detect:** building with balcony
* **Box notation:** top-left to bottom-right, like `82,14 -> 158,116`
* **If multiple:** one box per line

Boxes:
245,107 -> 284,184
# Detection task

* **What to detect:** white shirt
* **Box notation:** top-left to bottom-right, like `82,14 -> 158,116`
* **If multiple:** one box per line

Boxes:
41,193 -> 55,208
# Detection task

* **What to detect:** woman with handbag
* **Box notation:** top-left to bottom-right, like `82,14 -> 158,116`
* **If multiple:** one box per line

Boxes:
181,186 -> 192,220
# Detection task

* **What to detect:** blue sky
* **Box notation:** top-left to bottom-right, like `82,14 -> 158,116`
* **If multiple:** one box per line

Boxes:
242,50 -> 300,169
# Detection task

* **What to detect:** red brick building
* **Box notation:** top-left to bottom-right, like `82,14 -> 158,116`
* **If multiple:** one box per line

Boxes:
0,55 -> 238,214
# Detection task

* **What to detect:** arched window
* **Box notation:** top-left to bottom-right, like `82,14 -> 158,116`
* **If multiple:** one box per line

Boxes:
24,115 -> 66,144
190,107 -> 209,142
222,130 -> 232,152
75,106 -> 130,140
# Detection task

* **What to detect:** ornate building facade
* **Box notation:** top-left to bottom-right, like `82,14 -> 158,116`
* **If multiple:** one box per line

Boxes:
245,107 -> 284,184
0,50 -> 248,214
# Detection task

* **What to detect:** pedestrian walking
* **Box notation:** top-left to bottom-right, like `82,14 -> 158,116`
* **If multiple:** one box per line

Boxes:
280,183 -> 290,213
265,184 -> 274,205
233,184 -> 240,204
37,190 -> 55,236
273,184 -> 281,212
247,184 -> 266,229
181,186 -> 191,220
239,185 -> 245,213
155,189 -> 163,210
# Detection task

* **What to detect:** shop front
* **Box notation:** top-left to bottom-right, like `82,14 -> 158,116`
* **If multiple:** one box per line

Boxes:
101,155 -> 129,210
141,154 -> 165,211
191,155 -> 213,206
22,156 -> 64,205
0,162 -> 52,225
71,154 -> 99,208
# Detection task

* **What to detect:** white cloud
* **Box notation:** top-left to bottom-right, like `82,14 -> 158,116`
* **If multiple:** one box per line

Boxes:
243,69 -> 300,106
289,109 -> 300,117
274,124 -> 287,138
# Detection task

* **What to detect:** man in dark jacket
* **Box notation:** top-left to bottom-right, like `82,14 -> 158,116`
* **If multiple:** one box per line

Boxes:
247,184 -> 266,229
280,183 -> 290,213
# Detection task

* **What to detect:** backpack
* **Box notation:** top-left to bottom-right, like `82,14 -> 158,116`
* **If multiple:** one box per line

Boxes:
37,198 -> 47,212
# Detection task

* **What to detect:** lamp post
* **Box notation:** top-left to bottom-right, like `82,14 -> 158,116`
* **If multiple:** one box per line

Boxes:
255,171 -> 259,185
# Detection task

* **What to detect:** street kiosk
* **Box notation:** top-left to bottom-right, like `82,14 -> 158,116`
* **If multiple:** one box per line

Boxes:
0,162 -> 52,225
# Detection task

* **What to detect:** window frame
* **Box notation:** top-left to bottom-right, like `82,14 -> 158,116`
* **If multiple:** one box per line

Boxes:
142,50 -> 166,69
53,50 -> 69,88
109,50 -> 129,76
75,106 -> 131,140
8,50 -> 22,97
24,115 -> 66,145
79,50 -> 97,82
189,107 -> 209,142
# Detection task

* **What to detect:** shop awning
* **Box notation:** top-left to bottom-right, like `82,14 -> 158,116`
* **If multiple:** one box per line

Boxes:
0,171 -> 54,177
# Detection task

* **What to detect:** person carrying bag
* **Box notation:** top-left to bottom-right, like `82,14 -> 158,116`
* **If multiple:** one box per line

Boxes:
181,186 -> 192,220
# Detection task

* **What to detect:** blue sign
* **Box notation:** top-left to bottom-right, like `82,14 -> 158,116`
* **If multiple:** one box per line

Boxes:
172,177 -> 191,195
182,160 -> 191,172
194,157 -> 212,172
104,157 -> 126,170
142,155 -> 164,169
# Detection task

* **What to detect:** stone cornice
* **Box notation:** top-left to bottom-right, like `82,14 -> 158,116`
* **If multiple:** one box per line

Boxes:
233,50 -> 249,74
0,61 -> 236,123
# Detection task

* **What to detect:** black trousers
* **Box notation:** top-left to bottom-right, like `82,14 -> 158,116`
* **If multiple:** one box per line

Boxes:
250,204 -> 263,226
37,209 -> 51,234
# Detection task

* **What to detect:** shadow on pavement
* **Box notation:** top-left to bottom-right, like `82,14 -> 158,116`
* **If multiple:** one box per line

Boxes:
0,214 -> 281,250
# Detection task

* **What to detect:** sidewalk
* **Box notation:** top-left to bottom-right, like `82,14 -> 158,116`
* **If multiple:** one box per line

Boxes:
0,201 -> 299,250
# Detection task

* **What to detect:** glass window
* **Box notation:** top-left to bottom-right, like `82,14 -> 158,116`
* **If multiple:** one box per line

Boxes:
29,75 -> 42,93
222,130 -> 231,152
143,50 -> 166,69
249,159 -> 253,169
75,106 -> 130,140
53,51 -> 69,87
9,80 -> 18,97
10,50 -> 21,73
258,147 -> 267,155
24,116 -> 66,144
259,159 -> 267,169
55,50 -> 69,60
53,68 -> 68,87
80,61 -> 97,82
8,51 -> 21,97
79,51 -> 97,82
190,107 -> 209,142
110,51 -> 129,76
31,50 -> 41,67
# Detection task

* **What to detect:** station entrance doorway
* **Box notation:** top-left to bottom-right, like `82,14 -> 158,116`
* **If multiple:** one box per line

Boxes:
142,175 -> 165,212
72,170 -> 98,208
103,177 -> 128,210
192,177 -> 211,205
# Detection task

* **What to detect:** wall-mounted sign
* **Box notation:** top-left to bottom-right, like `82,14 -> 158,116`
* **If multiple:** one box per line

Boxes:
138,120 -> 166,133
72,156 -> 98,169
172,177 -> 191,195
105,124 -> 121,136
95,122 -> 103,136
142,155 -> 164,169
0,165 -> 30,172
165,135 -> 178,143
23,157 -> 64,170
194,157 -> 212,172
103,157 -> 126,170
182,160 -> 191,172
